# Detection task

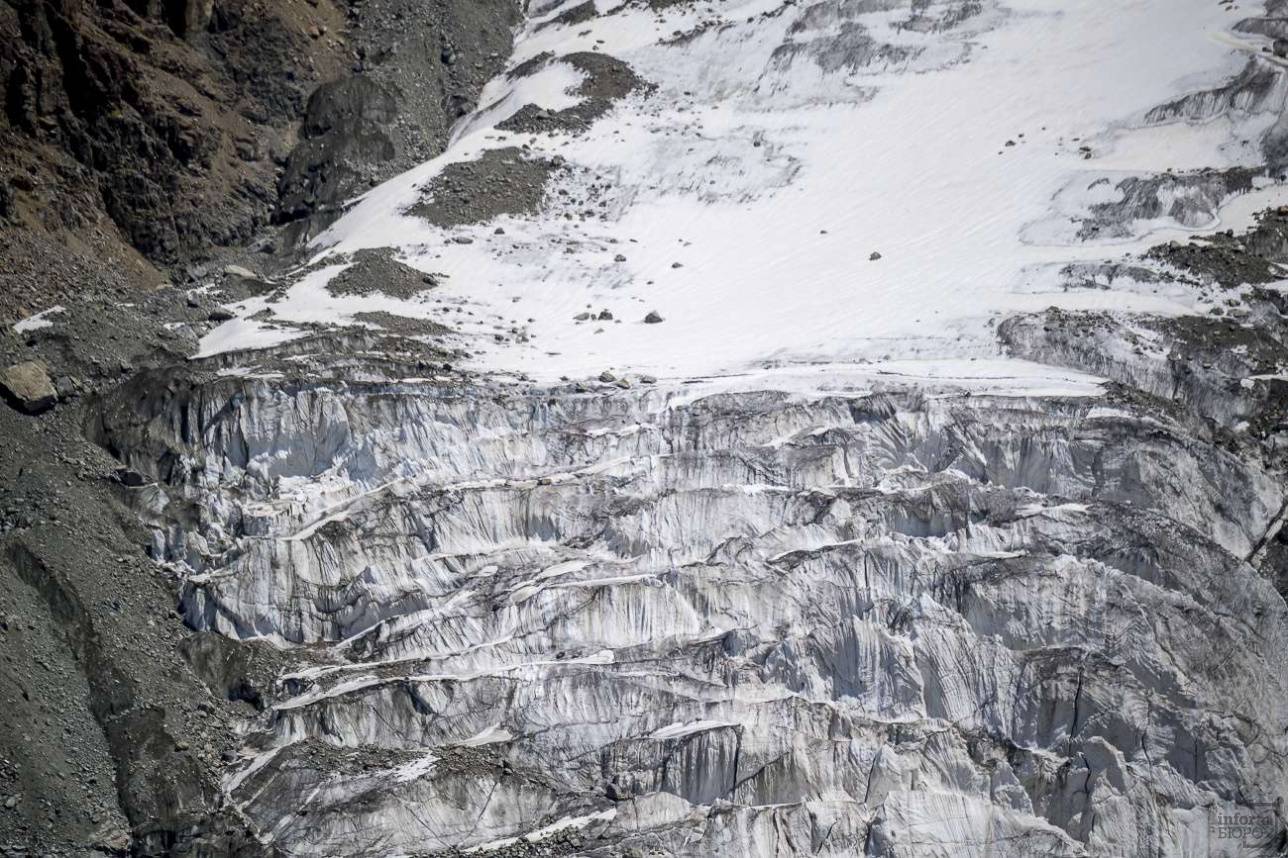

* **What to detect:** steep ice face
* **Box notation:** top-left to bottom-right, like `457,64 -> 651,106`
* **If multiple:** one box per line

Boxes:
107,378 -> 1288,857
202,0 -> 1288,382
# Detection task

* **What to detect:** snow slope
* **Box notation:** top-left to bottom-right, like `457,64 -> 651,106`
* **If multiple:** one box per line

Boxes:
206,0 -> 1288,383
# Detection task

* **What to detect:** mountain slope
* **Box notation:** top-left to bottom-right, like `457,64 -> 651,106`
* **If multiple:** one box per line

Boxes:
83,1 -> 1288,855
10,1 -> 1288,856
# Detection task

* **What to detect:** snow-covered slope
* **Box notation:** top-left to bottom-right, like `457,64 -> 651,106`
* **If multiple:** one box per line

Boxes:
206,0 -> 1287,384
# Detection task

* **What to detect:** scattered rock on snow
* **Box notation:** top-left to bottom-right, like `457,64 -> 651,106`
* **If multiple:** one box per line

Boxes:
644,311 -> 664,324
327,248 -> 443,300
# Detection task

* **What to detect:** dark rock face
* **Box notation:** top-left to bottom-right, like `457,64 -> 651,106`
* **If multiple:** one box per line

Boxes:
276,75 -> 400,226
0,0 -> 520,289
0,0 -> 342,325
0,0 -> 314,265
276,0 -> 522,242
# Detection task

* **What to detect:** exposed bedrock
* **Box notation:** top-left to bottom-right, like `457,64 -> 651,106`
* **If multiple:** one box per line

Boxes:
276,0 -> 522,242
0,0 -> 522,318
91,374 -> 1288,856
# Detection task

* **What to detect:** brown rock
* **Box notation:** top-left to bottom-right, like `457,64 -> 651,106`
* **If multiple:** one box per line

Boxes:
1,362 -> 57,415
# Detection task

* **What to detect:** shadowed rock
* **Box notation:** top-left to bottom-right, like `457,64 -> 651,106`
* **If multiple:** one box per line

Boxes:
0,361 -> 56,414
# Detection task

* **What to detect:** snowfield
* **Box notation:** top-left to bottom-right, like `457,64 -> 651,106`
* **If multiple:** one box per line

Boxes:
198,0 -> 1288,386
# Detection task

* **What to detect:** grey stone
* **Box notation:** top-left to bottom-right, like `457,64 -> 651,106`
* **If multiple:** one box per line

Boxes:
1,362 -> 57,415
222,264 -> 261,281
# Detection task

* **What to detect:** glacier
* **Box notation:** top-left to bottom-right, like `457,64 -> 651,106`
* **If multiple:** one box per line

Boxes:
93,0 -> 1288,854
96,370 -> 1288,856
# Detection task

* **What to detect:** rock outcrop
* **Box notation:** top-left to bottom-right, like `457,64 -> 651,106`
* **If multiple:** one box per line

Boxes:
0,0 -> 520,312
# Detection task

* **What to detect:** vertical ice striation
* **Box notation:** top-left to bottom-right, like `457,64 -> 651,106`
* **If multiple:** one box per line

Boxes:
98,377 -> 1288,856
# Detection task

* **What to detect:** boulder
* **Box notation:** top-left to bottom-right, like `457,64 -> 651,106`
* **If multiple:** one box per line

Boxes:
1,362 -> 57,415
222,264 -> 263,281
